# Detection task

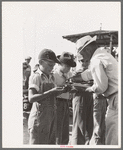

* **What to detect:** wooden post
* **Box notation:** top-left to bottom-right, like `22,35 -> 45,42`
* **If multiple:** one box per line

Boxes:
109,34 -> 113,53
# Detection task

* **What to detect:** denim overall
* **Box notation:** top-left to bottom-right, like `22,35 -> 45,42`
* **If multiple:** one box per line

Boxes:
28,82 -> 57,144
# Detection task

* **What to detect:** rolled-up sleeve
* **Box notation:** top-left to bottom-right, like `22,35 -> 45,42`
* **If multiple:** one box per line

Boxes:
81,69 -> 92,81
29,74 -> 41,92
90,59 -> 108,94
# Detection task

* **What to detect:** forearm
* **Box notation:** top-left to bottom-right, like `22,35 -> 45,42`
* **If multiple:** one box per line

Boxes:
81,69 -> 92,81
29,90 -> 51,103
29,88 -> 63,103
23,89 -> 28,94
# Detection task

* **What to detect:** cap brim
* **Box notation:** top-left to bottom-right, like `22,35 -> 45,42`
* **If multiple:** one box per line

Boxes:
42,58 -> 60,64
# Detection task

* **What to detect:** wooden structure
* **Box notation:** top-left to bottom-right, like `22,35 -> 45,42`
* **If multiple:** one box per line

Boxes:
62,30 -> 118,53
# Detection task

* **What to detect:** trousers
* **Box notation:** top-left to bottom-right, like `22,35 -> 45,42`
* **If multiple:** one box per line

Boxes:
56,98 -> 69,145
71,91 -> 93,145
90,94 -> 107,145
28,83 -> 56,144
105,92 -> 118,145
29,107 -> 56,144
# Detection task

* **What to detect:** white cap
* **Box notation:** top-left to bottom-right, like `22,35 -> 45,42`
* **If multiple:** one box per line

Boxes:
76,35 -> 97,53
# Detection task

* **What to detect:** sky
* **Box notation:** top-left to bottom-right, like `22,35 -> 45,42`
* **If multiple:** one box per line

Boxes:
2,1 -> 121,148
3,2 -> 121,68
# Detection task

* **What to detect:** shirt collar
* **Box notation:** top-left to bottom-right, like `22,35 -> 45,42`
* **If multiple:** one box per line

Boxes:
91,47 -> 105,61
36,68 -> 53,79
56,67 -> 69,78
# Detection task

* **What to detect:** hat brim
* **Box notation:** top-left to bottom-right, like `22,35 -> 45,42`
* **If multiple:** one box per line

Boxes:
79,36 -> 97,53
42,58 -> 60,64
54,58 -> 61,64
57,55 -> 76,67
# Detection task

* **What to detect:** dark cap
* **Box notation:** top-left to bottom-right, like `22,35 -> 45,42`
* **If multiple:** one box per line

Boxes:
25,56 -> 32,60
38,49 -> 60,64
57,52 -> 76,67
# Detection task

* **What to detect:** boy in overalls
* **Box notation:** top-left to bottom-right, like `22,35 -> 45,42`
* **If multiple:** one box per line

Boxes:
53,52 -> 76,144
28,49 -> 65,144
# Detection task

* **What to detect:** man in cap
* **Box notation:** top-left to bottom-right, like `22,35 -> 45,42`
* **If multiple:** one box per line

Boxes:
71,35 -> 118,145
28,49 -> 66,144
23,56 -> 32,88
53,52 -> 76,144
25,56 -> 32,73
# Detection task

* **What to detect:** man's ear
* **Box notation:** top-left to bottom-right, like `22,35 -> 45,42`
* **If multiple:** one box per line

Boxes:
84,46 -> 91,55
39,60 -> 43,65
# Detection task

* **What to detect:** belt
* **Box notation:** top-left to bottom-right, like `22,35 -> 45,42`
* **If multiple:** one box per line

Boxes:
93,94 -> 105,99
106,91 -> 118,99
57,98 -> 68,101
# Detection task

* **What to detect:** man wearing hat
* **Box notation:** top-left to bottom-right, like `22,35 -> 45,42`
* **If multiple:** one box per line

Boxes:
71,35 -> 118,145
25,56 -> 32,73
75,54 -> 107,145
28,49 -> 66,144
53,52 -> 76,144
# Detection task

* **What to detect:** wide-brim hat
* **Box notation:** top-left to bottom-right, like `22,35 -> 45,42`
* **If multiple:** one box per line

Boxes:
38,49 -> 60,64
76,35 -> 97,53
57,52 -> 76,67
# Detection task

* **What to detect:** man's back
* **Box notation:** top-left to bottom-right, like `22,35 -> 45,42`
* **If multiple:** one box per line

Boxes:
90,48 -> 118,97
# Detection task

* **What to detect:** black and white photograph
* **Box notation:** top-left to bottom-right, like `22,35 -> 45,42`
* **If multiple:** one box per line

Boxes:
2,1 -> 121,148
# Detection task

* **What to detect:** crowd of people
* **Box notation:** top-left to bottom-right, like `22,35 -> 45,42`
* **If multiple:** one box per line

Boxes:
23,35 -> 118,145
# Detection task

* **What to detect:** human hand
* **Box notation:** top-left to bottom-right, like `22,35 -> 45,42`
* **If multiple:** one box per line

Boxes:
69,86 -> 78,93
62,84 -> 72,93
70,74 -> 83,83
85,87 -> 93,93
50,87 -> 65,96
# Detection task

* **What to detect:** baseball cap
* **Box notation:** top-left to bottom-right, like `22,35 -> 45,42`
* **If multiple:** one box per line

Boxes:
38,49 -> 60,64
25,56 -> 32,60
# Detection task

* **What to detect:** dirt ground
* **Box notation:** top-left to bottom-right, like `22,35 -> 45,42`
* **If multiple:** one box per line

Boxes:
23,111 -> 73,144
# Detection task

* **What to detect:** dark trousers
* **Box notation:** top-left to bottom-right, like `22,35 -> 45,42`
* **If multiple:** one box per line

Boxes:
71,92 -> 93,145
56,98 -> 69,145
90,94 -> 107,145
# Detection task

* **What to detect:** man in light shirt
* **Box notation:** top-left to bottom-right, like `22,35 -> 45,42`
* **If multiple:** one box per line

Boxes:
53,52 -> 76,144
71,35 -> 118,145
